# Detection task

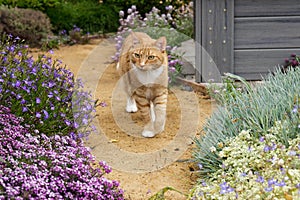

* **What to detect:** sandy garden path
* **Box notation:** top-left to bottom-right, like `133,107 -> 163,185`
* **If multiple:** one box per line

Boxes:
38,38 -> 215,200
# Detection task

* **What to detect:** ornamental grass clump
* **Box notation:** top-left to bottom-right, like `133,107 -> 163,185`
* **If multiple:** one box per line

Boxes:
0,105 -> 124,199
190,126 -> 300,199
0,34 -> 97,140
194,68 -> 300,177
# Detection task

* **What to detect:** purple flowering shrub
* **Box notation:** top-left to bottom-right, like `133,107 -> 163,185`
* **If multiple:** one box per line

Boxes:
113,4 -> 192,57
43,25 -> 90,50
68,25 -> 90,45
0,105 -> 124,199
0,34 -> 97,139
116,3 -> 193,48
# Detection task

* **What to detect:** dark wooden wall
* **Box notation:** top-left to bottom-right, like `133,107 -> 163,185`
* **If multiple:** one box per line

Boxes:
195,0 -> 300,82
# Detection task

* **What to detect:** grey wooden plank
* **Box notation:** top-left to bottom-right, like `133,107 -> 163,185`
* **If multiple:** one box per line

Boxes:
234,49 -> 300,78
235,16 -> 300,49
201,0 -> 234,82
195,0 -> 202,82
235,0 -> 300,17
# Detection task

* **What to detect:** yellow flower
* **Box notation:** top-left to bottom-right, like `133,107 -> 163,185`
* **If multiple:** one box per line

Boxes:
218,142 -> 224,148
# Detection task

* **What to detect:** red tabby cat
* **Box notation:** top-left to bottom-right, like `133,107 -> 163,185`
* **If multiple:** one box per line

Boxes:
117,32 -> 168,137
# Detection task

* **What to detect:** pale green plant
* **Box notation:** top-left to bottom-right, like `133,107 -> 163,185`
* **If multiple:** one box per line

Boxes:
190,124 -> 300,200
207,73 -> 251,104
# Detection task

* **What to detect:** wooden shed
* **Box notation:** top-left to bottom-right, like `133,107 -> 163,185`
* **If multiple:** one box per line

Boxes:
194,0 -> 300,82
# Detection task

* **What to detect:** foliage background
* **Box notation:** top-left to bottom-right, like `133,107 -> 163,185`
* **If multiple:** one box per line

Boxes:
0,0 -> 192,35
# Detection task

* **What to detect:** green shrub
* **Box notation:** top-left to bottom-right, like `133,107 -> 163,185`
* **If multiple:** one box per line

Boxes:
0,6 -> 52,47
2,0 -> 120,34
2,0 -> 193,36
0,0 -> 60,10
43,2 -> 77,34
193,68 -> 300,177
45,1 -> 120,34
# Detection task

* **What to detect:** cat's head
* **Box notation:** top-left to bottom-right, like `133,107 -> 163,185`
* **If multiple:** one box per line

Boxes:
129,32 -> 167,71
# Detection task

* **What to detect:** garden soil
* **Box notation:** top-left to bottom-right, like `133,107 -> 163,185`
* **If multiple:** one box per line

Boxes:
33,38 -> 215,200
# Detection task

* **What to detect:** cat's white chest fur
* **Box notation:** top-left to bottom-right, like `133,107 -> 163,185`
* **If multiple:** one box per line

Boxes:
132,65 -> 164,85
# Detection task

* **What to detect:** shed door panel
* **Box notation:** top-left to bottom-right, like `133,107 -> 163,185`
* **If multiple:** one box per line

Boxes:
235,0 -> 300,17
235,17 -> 300,49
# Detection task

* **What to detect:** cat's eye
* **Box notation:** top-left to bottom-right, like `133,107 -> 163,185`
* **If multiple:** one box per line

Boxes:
148,55 -> 155,60
134,53 -> 140,58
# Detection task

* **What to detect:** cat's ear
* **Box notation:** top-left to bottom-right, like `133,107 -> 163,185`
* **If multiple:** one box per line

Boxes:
155,36 -> 167,52
131,32 -> 141,46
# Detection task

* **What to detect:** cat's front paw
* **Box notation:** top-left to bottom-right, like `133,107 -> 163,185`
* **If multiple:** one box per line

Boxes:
126,104 -> 138,113
126,98 -> 138,113
142,130 -> 156,138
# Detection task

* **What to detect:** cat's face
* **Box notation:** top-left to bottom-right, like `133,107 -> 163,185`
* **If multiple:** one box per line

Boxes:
130,47 -> 165,71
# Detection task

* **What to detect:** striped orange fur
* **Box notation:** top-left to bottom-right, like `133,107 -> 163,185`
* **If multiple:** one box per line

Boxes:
117,32 -> 168,137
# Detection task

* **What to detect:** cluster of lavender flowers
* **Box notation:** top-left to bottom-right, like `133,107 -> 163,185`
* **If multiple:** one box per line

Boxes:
116,5 -> 171,47
0,105 -> 124,199
167,46 -> 184,84
0,34 -> 96,140
113,4 -> 192,60
112,4 -> 193,83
